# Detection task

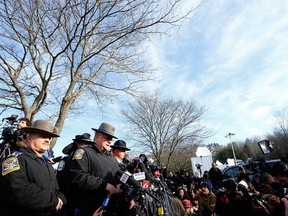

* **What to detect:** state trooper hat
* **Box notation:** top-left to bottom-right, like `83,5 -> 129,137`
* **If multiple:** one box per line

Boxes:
92,122 -> 117,139
73,133 -> 94,144
21,120 -> 59,137
110,140 -> 130,151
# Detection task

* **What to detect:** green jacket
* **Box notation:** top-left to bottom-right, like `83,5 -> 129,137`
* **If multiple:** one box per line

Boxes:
195,191 -> 217,216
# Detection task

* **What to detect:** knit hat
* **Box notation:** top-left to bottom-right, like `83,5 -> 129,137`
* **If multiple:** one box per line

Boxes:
182,199 -> 192,209
238,180 -> 248,190
202,180 -> 213,191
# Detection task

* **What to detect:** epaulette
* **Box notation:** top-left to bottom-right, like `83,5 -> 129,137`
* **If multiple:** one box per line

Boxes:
72,148 -> 85,160
2,156 -> 20,176
79,144 -> 90,149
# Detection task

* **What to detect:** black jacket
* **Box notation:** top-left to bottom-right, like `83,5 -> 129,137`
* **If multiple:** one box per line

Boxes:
69,144 -> 119,214
0,147 -> 66,216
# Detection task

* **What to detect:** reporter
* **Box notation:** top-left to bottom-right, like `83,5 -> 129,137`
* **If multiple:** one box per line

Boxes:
194,180 -> 217,216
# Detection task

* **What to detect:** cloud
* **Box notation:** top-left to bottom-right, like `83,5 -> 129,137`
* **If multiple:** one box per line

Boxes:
46,0 -> 288,156
143,0 -> 288,145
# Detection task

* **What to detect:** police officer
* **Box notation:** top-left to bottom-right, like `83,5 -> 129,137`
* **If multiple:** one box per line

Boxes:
56,133 -> 94,215
0,120 -> 66,216
111,140 -> 131,169
109,140 -> 136,216
69,122 -> 121,216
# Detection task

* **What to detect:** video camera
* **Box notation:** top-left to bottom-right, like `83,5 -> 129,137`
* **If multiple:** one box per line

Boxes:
0,114 -> 22,158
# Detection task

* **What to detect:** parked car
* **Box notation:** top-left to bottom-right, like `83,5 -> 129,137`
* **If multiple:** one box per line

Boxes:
221,165 -> 255,182
245,159 -> 281,174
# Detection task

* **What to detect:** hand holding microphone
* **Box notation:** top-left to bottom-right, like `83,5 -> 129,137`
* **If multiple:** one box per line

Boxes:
105,183 -> 120,196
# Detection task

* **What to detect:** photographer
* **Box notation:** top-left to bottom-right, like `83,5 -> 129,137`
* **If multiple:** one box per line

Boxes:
208,162 -> 223,191
16,117 -> 31,148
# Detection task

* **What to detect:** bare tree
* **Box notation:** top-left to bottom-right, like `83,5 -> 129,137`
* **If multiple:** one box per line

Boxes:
164,142 -> 200,171
274,107 -> 288,140
0,0 -> 199,148
121,91 -> 211,168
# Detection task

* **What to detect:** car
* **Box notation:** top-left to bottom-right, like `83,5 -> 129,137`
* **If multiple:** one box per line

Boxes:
245,159 -> 282,174
221,165 -> 255,182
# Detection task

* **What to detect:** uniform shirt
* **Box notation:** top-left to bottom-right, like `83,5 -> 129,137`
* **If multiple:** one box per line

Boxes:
0,147 -> 66,216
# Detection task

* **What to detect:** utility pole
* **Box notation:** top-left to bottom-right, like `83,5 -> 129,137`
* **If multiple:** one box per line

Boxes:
225,133 -> 237,165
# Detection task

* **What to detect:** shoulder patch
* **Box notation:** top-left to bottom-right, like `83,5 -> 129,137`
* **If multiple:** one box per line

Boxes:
72,149 -> 85,160
57,160 -> 65,171
2,157 -> 20,176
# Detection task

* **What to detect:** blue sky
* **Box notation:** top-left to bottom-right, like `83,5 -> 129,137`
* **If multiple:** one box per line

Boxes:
1,0 -> 288,158
143,0 -> 288,145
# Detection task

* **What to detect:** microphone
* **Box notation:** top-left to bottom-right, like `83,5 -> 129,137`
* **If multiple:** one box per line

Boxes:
116,170 -> 162,202
116,169 -> 142,200
138,162 -> 153,181
116,170 -> 140,189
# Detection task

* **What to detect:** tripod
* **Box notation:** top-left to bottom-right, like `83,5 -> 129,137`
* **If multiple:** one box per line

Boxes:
0,142 -> 12,160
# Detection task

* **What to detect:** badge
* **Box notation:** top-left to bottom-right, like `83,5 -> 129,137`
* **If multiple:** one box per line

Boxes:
2,157 -> 20,176
72,149 -> 85,160
57,160 -> 65,171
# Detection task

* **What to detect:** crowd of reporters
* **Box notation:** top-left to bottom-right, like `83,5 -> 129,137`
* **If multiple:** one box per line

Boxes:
164,161 -> 288,216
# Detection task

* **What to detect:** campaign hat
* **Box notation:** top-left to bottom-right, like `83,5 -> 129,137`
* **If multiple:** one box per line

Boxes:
110,140 -> 130,151
92,122 -> 117,139
73,133 -> 94,144
21,120 -> 59,137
